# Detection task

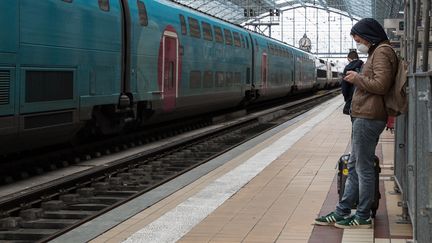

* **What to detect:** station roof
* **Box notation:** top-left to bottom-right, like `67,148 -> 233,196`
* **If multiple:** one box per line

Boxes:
172,0 -> 404,25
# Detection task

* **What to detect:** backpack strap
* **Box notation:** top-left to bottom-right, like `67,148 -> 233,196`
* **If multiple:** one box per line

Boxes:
374,43 -> 398,60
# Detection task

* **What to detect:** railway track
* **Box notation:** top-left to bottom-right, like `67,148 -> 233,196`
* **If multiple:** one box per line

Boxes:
0,90 -> 339,242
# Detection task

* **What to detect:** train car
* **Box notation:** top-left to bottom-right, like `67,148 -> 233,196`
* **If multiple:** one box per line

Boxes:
315,59 -> 343,89
292,48 -> 316,92
0,0 -> 318,155
248,32 -> 293,100
248,32 -> 316,101
327,62 -> 342,87
315,58 -> 328,89
131,0 -> 253,124
0,0 -> 125,153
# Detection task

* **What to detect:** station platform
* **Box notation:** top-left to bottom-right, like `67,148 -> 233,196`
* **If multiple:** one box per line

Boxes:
86,95 -> 413,243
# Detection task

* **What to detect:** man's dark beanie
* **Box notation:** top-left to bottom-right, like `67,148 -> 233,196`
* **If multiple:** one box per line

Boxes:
350,18 -> 388,45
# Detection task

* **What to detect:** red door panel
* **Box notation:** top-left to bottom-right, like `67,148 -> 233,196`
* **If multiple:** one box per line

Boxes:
261,53 -> 268,94
163,36 -> 177,112
157,26 -> 180,112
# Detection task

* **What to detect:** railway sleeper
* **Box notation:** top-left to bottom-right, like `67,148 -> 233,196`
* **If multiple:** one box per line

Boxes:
109,185 -> 148,191
67,203 -> 109,211
96,191 -> 138,198
43,210 -> 94,219
0,228 -> 58,241
73,196 -> 125,205
19,218 -> 76,229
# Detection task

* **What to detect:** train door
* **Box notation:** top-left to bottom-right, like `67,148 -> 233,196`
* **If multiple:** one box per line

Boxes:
295,56 -> 301,88
162,29 -> 179,112
261,53 -> 268,94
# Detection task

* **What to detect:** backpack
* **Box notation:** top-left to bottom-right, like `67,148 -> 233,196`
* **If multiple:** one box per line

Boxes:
376,44 -> 408,116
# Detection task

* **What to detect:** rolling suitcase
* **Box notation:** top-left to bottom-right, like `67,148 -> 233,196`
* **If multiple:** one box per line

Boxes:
337,154 -> 381,218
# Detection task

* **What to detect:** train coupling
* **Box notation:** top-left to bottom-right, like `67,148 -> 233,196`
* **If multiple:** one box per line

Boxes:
118,94 -> 131,108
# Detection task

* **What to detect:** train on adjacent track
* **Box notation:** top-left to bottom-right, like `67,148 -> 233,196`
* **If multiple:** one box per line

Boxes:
0,0 -> 342,155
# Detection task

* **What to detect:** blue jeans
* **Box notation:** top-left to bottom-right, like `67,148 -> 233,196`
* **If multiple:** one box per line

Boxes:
335,118 -> 386,219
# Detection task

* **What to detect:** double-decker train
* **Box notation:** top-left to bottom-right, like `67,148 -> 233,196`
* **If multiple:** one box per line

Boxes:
0,0 -> 341,155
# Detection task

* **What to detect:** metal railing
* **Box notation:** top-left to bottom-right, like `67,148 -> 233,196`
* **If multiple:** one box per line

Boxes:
393,0 -> 431,241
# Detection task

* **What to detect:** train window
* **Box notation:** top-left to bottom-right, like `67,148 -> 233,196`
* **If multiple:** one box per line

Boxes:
270,45 -> 275,55
62,0 -> 73,3
233,32 -> 241,47
203,71 -> 214,88
98,0 -> 110,11
214,26 -> 224,43
137,1 -> 148,26
202,22 -> 213,41
190,71 -> 202,89
317,70 -> 327,78
167,62 -> 175,89
215,71 -> 225,87
224,29 -> 232,46
226,72 -> 233,87
188,17 -> 201,39
179,15 -> 187,35
234,72 -> 241,84
240,35 -> 245,48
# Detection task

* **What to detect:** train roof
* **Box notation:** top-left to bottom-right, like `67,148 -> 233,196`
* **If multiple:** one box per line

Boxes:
165,0 -> 316,58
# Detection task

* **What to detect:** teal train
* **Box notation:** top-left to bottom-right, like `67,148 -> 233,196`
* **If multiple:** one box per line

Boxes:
0,0 -> 327,154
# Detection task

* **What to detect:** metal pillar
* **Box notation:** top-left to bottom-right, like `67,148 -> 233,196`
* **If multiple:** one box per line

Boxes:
281,10 -> 283,41
351,19 -> 354,49
421,0 -> 430,71
340,16 -> 342,53
413,0 -> 420,71
293,10 -> 296,46
403,0 -> 408,59
409,0 -> 415,68
328,12 -> 331,55
316,7 -> 319,53
304,7 -> 307,33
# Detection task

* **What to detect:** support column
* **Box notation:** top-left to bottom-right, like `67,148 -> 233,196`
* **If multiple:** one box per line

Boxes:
421,0 -> 430,71
316,7 -> 319,53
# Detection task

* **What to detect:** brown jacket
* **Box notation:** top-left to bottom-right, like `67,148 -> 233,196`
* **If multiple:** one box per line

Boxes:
351,41 -> 398,121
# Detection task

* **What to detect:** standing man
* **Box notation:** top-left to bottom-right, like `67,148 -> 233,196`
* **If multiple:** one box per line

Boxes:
342,51 -> 363,115
314,18 -> 398,229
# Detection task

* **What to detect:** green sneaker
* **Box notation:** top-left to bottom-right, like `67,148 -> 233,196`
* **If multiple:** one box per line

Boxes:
334,215 -> 372,229
314,212 -> 346,226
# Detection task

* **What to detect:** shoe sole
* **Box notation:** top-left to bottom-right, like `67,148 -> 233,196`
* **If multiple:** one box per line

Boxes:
334,223 -> 372,229
314,220 -> 335,226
